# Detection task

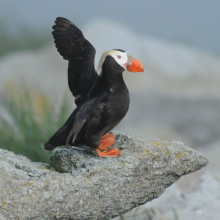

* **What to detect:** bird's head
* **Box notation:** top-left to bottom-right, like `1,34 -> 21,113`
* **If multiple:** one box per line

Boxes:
97,49 -> 144,74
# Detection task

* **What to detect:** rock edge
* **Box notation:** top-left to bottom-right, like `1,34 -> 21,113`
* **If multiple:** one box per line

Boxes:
0,131 -> 208,220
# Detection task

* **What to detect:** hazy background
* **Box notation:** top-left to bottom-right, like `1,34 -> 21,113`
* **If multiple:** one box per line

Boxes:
1,0 -> 220,54
0,1 -> 220,219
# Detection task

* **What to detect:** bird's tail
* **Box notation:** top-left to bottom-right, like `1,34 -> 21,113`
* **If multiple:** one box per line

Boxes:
44,110 -> 76,150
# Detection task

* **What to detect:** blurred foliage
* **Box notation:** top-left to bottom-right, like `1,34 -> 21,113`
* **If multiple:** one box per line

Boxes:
172,208 -> 179,220
0,83 -> 72,163
0,17 -> 51,57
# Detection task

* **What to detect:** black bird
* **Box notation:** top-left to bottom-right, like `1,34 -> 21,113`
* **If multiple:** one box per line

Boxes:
44,17 -> 144,157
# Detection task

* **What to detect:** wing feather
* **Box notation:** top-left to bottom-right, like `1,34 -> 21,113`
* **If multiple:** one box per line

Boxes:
52,17 -> 99,99
44,96 -> 105,150
66,98 -> 103,145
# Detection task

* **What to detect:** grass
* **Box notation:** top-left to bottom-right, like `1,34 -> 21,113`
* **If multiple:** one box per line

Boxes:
172,208 -> 179,220
0,83 -> 72,163
0,16 -> 75,163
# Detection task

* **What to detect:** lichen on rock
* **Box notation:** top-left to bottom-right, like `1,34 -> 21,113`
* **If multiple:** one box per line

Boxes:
0,131 -> 208,220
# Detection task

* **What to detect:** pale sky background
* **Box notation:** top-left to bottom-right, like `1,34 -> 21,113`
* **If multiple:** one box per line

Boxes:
0,0 -> 219,54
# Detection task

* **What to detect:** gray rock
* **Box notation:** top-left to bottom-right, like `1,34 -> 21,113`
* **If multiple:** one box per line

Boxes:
112,207 -> 165,220
0,131 -> 208,220
145,170 -> 220,220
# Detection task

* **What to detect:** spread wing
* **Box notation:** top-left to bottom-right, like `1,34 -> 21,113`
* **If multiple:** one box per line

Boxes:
52,17 -> 99,99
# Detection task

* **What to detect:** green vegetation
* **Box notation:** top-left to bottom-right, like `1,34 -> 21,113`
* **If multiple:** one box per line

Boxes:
0,17 -> 71,163
0,83 -> 72,163
0,17 -> 51,57
172,208 -> 179,220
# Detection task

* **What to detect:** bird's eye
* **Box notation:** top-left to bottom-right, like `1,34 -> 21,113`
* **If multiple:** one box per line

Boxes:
117,55 -> 121,59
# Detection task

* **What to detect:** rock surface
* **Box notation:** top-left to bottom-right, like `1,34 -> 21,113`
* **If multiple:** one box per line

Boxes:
0,132 -> 208,220
145,170 -> 220,220
112,207 -> 165,220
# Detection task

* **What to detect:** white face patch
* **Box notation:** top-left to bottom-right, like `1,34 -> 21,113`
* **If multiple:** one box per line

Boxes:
97,50 -> 127,74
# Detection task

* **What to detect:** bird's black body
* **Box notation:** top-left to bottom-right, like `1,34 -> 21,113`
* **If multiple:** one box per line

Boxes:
44,17 -> 130,151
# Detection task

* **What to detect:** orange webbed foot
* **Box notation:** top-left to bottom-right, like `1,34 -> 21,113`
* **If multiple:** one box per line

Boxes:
96,133 -> 120,157
95,148 -> 120,157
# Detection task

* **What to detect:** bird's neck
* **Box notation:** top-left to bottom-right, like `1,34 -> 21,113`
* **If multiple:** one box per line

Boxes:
99,70 -> 126,92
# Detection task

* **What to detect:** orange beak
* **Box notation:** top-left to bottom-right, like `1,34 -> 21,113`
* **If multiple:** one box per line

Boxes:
126,55 -> 144,72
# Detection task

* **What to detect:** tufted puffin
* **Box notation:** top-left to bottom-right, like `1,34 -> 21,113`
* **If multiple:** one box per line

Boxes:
44,17 -> 144,157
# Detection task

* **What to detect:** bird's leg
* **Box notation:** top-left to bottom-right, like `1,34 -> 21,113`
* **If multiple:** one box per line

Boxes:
95,133 -> 121,157
98,133 -> 115,150
101,133 -> 115,140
